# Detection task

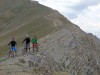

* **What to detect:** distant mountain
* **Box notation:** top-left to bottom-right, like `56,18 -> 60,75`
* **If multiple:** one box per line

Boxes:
0,0 -> 100,75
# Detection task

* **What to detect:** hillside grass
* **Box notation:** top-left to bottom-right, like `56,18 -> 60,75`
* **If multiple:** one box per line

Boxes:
53,72 -> 68,75
0,0 -> 67,56
0,17 -> 55,56
0,0 -> 60,56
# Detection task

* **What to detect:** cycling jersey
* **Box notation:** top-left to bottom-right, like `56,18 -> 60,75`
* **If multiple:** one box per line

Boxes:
8,41 -> 17,47
32,38 -> 37,44
22,37 -> 30,44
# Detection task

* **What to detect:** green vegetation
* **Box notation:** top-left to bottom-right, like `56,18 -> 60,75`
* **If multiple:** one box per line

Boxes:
0,58 -> 3,62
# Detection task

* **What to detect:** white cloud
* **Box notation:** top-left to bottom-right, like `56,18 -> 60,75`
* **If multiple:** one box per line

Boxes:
33,0 -> 83,18
71,4 -> 100,38
34,0 -> 100,19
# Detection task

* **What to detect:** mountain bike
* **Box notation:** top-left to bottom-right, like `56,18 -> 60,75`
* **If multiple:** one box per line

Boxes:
7,46 -> 15,58
7,46 -> 17,58
21,43 -> 30,55
30,43 -> 39,55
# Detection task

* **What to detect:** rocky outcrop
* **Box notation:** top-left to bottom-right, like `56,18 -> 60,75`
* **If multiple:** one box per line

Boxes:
38,28 -> 100,75
1,28 -> 100,75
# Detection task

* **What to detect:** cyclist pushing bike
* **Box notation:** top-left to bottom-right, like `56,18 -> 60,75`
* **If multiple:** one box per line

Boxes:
22,35 -> 30,53
8,37 -> 17,58
31,36 -> 38,52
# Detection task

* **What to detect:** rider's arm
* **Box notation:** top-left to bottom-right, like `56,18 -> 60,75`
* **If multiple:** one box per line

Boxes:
22,38 -> 26,44
8,42 -> 11,46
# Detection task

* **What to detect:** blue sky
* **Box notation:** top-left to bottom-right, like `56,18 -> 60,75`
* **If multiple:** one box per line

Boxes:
32,0 -> 100,38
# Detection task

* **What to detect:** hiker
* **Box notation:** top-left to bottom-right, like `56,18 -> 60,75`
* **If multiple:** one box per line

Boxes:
22,35 -> 30,53
8,37 -> 17,57
31,36 -> 38,52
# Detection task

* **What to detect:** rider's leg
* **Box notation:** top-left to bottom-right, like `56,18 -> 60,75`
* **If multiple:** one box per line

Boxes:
25,43 -> 28,53
28,43 -> 30,53
29,47 -> 30,53
36,46 -> 39,52
11,47 -> 14,58
35,44 -> 38,52
15,50 -> 17,56
13,47 -> 17,57
15,47 -> 17,56
12,51 -> 14,58
25,48 -> 28,53
32,44 -> 35,52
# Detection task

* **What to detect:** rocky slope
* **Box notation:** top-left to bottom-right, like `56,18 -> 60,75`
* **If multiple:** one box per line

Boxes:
0,28 -> 100,75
